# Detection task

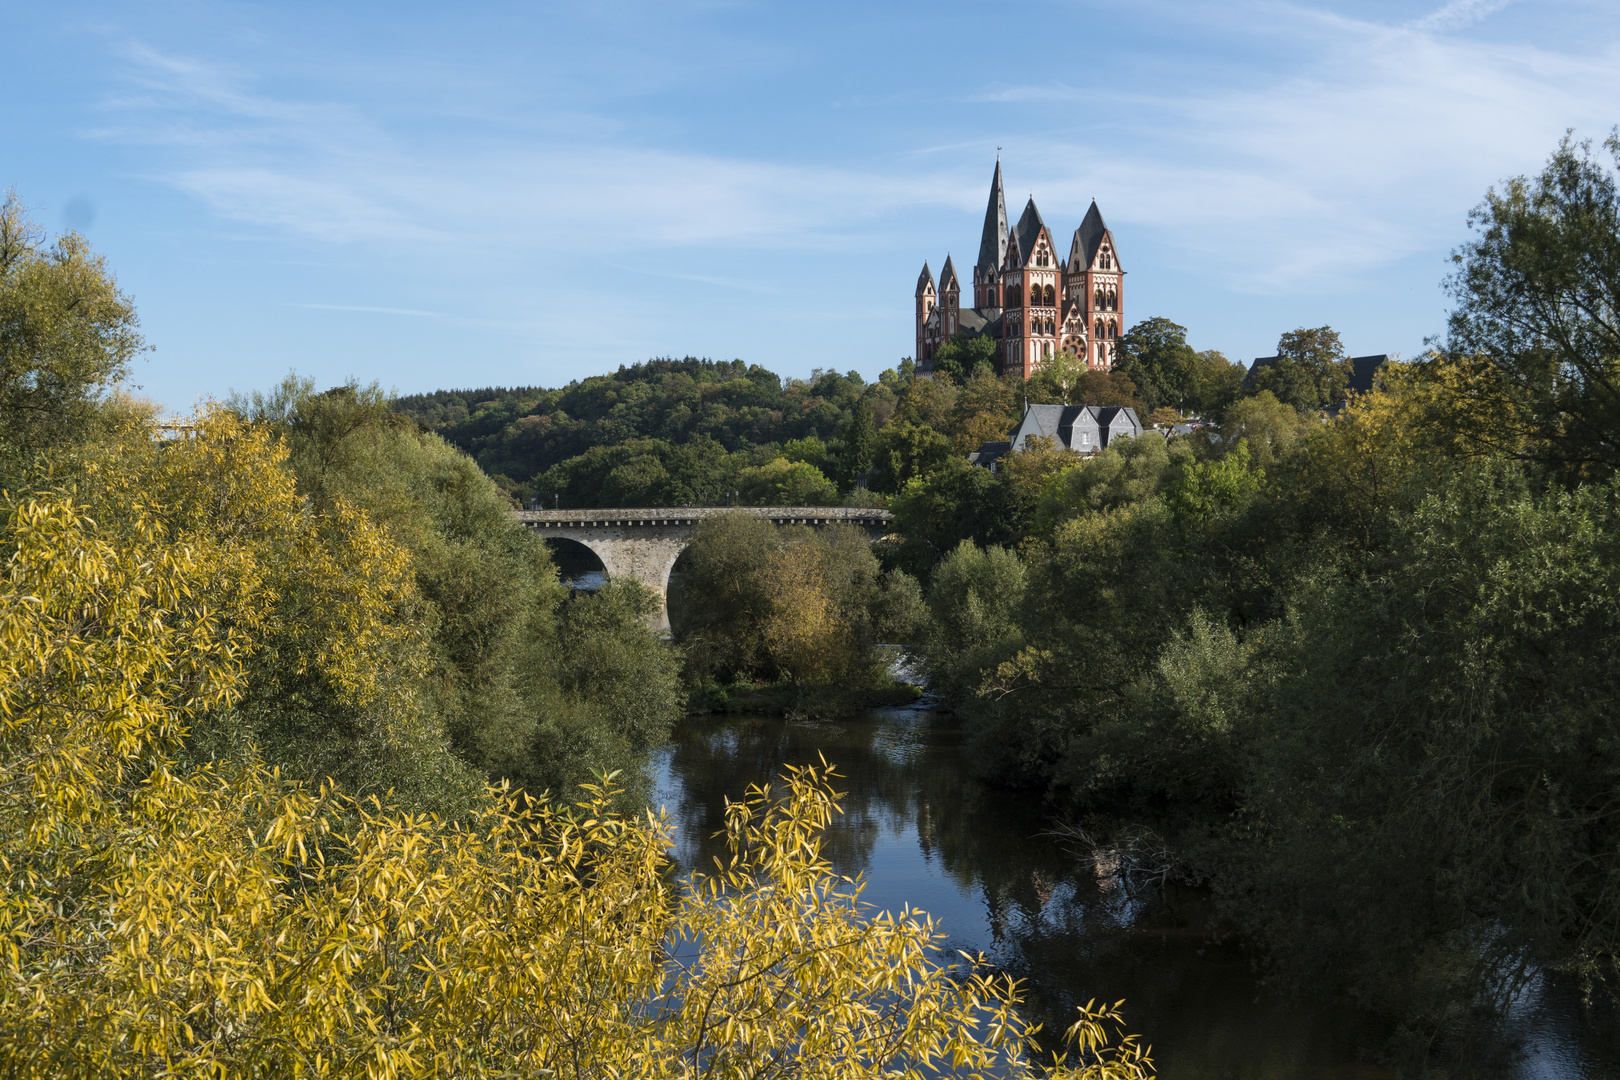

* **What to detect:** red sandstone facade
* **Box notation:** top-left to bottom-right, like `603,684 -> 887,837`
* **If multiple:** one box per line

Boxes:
915,161 -> 1124,379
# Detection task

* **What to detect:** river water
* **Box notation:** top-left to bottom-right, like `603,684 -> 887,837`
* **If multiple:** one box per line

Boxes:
650,703 -> 1617,1080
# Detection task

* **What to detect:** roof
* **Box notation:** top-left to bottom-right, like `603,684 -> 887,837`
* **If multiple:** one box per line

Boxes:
1012,198 -> 1047,267
916,262 -> 934,294
939,254 -> 959,291
1071,201 -> 1111,269
1348,354 -> 1390,394
967,441 -> 1012,469
1246,353 -> 1390,391
976,161 -> 1010,273
957,307 -> 992,334
1004,403 -> 1143,454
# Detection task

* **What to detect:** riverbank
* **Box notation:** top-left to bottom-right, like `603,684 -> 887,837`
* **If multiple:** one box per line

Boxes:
685,676 -> 921,718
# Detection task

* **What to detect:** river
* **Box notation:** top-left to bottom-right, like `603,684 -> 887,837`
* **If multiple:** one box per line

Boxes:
650,702 -> 1617,1080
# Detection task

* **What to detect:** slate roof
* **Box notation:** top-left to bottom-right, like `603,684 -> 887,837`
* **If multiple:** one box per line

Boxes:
988,402 -> 1143,462
977,161 -> 1010,273
957,307 -> 995,335
1348,353 -> 1390,394
939,255 -> 959,291
916,263 -> 935,293
1071,200 -> 1110,269
1013,198 -> 1047,267
967,441 -> 1011,470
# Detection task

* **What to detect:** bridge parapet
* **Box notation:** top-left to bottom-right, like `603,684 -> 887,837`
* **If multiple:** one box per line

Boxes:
514,506 -> 892,529
512,506 -> 894,631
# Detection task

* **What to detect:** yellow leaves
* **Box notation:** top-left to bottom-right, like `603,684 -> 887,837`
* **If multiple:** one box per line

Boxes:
757,540 -> 851,686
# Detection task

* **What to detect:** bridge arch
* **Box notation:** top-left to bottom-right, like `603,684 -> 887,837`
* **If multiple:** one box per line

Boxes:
514,507 -> 894,632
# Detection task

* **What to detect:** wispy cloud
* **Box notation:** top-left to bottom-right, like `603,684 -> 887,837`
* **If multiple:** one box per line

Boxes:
290,303 -> 446,317
1412,0 -> 1514,32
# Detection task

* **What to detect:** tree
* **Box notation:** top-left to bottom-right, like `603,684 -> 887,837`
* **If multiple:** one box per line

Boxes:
0,191 -> 144,470
1252,326 -> 1350,412
869,421 -> 955,494
225,376 -> 682,804
737,456 -> 838,506
838,404 -> 877,487
1186,349 -> 1246,418
1115,317 -> 1200,411
1444,131 -> 1620,479
887,456 -> 1015,578
931,331 -> 998,384
673,514 -> 920,692
949,368 -> 1024,452
1220,390 -> 1314,472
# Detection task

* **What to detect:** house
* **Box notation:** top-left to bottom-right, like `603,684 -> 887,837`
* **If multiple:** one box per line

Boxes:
968,403 -> 1143,471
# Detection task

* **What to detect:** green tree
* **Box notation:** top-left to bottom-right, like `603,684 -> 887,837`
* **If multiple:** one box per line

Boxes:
230,377 -> 682,802
0,191 -> 144,472
887,456 -> 1014,578
1186,349 -> 1246,418
1219,390 -> 1314,472
1252,326 -> 1351,412
737,456 -> 838,506
838,404 -> 877,487
1444,131 -> 1620,479
1115,317 -> 1200,411
918,541 -> 1027,704
869,421 -> 955,494
931,331 -> 998,384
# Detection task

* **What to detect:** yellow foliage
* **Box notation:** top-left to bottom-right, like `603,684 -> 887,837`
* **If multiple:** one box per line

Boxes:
0,487 -> 1151,1078
757,540 -> 852,685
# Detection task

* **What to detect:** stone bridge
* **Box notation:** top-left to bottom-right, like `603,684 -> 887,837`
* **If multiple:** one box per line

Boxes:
512,507 -> 894,630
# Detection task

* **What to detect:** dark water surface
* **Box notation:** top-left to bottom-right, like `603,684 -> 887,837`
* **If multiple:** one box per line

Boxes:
651,704 -> 1617,1080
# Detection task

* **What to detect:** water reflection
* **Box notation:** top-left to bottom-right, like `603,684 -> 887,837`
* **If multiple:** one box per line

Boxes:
653,707 -> 1614,1080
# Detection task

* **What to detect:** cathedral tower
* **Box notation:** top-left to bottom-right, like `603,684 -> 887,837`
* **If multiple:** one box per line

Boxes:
1004,197 -> 1060,379
914,263 -> 936,364
1065,201 -> 1124,369
938,255 -> 961,341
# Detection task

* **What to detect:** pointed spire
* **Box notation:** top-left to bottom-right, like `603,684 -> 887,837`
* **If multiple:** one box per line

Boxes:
1013,197 -> 1047,265
915,262 -> 935,295
939,254 -> 959,292
976,160 -> 1009,274
1072,200 -> 1112,268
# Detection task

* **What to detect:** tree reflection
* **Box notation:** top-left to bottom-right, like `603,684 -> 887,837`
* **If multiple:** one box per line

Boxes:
658,709 -> 1391,1079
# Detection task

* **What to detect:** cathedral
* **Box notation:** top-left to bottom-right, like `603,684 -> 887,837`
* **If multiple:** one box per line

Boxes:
914,160 -> 1124,378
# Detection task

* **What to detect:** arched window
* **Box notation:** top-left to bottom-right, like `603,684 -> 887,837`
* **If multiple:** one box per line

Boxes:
1095,318 -> 1105,337
1044,342 -> 1052,358
1094,287 -> 1105,308
1109,319 -> 1118,339
1044,284 -> 1056,307
1046,318 -> 1056,335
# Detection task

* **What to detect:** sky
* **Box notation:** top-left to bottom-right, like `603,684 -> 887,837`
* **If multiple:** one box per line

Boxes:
3,0 -> 1618,413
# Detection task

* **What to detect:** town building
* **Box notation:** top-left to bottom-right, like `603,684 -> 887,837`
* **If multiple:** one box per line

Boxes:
968,403 -> 1143,471
916,161 -> 1125,379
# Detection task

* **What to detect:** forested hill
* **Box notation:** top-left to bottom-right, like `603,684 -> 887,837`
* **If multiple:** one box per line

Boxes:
390,351 -> 1171,508
392,357 -> 894,491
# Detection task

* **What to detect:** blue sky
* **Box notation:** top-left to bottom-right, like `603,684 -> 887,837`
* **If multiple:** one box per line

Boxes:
4,0 -> 1618,412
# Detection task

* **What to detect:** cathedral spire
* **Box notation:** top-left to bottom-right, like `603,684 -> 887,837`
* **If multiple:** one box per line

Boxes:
976,160 -> 1009,274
